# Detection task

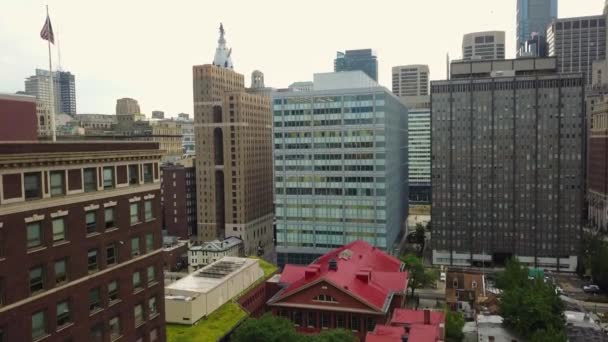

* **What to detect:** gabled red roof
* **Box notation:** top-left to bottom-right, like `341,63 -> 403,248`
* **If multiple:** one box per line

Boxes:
390,309 -> 445,326
366,325 -> 404,342
273,240 -> 408,311
366,324 -> 442,342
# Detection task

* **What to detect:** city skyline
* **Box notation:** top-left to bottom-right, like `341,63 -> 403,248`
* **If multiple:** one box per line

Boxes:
0,0 -> 603,116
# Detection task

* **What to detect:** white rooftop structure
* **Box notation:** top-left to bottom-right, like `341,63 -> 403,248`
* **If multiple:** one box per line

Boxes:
194,236 -> 242,252
313,71 -> 379,91
212,23 -> 233,69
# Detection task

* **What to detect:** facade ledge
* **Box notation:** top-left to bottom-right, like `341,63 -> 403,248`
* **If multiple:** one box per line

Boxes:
105,227 -> 118,233
56,322 -> 74,333
33,334 -> 51,342
108,299 -> 122,308
27,246 -> 47,255
87,232 -> 101,239
50,210 -> 68,218
89,308 -> 103,317
111,335 -> 123,342
52,240 -> 70,248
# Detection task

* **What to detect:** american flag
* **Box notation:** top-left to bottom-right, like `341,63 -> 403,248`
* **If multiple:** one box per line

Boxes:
40,15 -> 54,44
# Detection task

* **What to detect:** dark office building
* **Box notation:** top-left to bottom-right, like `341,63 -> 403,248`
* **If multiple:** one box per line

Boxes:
161,158 -> 197,239
334,49 -> 378,82
431,57 -> 585,272
57,71 -> 77,116
516,0 -> 557,56
0,142 -> 166,342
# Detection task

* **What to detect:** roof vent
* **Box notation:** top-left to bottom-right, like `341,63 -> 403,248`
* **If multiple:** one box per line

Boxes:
329,258 -> 338,271
356,271 -> 371,283
401,336 -> 408,342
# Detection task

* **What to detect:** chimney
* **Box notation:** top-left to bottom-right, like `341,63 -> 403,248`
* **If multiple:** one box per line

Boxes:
401,336 -> 408,342
329,258 -> 338,271
356,271 -> 371,283
424,309 -> 431,325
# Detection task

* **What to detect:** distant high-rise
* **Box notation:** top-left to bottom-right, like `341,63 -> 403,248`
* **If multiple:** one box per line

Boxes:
462,31 -> 506,60
431,57 -> 584,272
273,71 -> 408,266
391,65 -> 430,108
251,70 -> 265,89
547,15 -> 607,84
193,24 -> 274,259
517,0 -> 557,56
24,69 -> 77,116
116,97 -> 141,115
151,110 -> 164,119
334,49 -> 378,81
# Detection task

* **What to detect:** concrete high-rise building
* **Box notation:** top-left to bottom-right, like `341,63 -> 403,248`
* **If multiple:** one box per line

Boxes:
547,15 -> 607,84
24,69 -> 77,116
391,65 -> 430,108
462,31 -> 506,60
516,0 -> 558,56
161,157 -> 197,239
193,24 -> 274,259
116,98 -> 141,116
588,98 -> 608,234
407,107 -> 431,203
431,57 -> 584,272
334,49 -> 378,81
0,141 -> 166,342
273,71 -> 408,266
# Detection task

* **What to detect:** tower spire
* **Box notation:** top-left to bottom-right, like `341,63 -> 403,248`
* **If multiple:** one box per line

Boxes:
213,23 -> 233,69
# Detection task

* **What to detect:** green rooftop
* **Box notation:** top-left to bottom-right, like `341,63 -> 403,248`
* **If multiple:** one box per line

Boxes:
166,257 -> 279,342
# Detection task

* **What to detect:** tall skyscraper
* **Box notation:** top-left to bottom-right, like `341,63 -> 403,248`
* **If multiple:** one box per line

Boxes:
193,24 -> 274,259
334,49 -> 378,81
0,141 -> 166,341
588,98 -> 608,234
547,15 -> 607,84
24,69 -> 77,116
273,71 -> 408,266
516,0 -> 558,56
431,57 -> 584,272
462,31 -> 506,60
391,65 -> 431,203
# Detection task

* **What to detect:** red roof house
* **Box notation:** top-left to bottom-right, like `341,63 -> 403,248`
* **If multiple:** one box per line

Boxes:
267,240 -> 408,341
366,309 -> 446,342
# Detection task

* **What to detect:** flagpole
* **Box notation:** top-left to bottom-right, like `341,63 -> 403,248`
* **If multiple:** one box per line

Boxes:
46,5 -> 56,142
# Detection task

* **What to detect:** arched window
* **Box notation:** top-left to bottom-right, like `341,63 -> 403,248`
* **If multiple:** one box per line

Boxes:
313,294 -> 338,303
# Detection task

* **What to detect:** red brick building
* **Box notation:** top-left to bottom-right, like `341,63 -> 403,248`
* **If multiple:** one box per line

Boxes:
160,158 -> 196,239
589,98 -> 608,234
366,309 -> 445,342
0,142 -> 166,342
0,93 -> 38,141
266,240 -> 408,341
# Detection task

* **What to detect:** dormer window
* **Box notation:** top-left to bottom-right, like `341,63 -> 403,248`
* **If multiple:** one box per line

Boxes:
313,294 -> 338,303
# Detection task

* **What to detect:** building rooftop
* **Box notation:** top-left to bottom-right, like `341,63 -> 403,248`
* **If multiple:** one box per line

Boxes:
313,71 -> 379,91
0,141 -> 160,155
166,257 -> 257,297
390,309 -> 445,326
367,309 -> 445,342
271,240 -> 407,311
0,93 -> 36,102
191,236 -> 242,252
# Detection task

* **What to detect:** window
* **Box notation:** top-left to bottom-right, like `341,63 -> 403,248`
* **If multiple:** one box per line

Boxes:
145,233 -> 154,252
29,266 -> 44,294
50,171 -> 65,197
27,222 -> 42,249
307,312 -> 316,328
143,164 -> 153,183
133,271 -> 142,291
87,249 -> 98,273
86,211 -> 97,234
52,217 -> 66,243
292,311 -> 302,326
109,316 -> 121,340
148,297 -> 158,317
131,237 -> 140,257
147,265 -> 156,284
105,208 -> 115,229
31,310 -> 47,340
366,317 -> 376,332
106,244 -> 117,265
24,172 -> 42,200
313,294 -> 338,303
336,314 -> 345,328
128,165 -> 139,184
144,200 -> 154,220
90,324 -> 103,341
130,203 -> 140,225
89,287 -> 101,313
321,312 -> 330,329
108,281 -> 119,303
350,315 -> 360,331
56,300 -> 71,328
54,258 -> 67,285
150,328 -> 158,342
134,304 -> 144,326
83,168 -> 97,192
103,167 -> 114,189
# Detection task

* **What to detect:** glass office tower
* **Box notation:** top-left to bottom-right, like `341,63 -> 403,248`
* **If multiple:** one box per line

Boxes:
516,0 -> 557,56
273,72 -> 408,266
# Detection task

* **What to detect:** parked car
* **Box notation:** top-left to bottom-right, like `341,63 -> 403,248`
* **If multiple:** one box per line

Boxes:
583,285 -> 601,294
555,286 -> 564,295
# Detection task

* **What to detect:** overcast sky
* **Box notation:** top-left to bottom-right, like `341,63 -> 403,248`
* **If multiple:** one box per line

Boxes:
1,0 -> 605,116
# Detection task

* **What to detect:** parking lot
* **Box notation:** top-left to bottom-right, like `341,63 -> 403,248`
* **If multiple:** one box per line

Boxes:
552,273 -> 608,303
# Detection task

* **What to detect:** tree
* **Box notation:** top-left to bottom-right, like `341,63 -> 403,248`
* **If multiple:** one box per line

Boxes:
529,326 -> 567,342
312,329 -> 357,342
497,259 -> 565,340
589,240 -> 608,292
400,254 -> 436,296
414,224 -> 426,251
232,314 -> 301,342
445,310 -> 464,342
